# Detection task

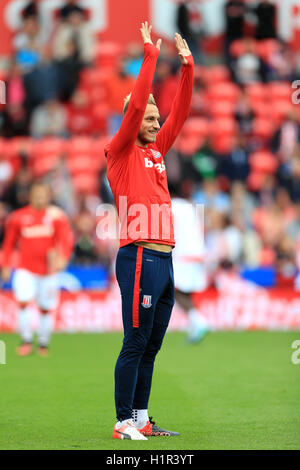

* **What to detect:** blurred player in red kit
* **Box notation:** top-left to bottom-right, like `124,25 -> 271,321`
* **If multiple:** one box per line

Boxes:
105,22 -> 194,440
1,182 -> 74,356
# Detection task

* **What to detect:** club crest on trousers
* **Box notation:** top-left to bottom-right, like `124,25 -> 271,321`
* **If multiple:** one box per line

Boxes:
141,295 -> 152,308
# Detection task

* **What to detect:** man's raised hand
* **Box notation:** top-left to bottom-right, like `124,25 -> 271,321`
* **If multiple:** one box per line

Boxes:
140,21 -> 162,51
174,33 -> 191,65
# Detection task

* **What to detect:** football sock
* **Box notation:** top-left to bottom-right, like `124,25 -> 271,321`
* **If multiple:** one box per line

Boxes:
18,306 -> 33,343
188,308 -> 208,333
132,409 -> 149,429
116,418 -> 134,429
38,313 -> 53,347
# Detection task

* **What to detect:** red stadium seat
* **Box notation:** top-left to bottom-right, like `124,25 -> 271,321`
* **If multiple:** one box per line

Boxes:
256,39 -> 279,62
207,82 -> 241,103
95,41 -> 124,68
80,68 -> 112,89
210,135 -> 236,154
269,100 -> 294,124
92,104 -> 109,133
4,137 -> 34,157
175,135 -> 205,156
247,171 -> 268,191
210,118 -> 238,137
268,82 -> 292,101
65,136 -> 93,155
32,138 -> 67,158
250,101 -> 271,118
229,39 -> 248,58
202,65 -> 231,84
245,83 -> 268,102
72,173 -> 99,194
209,100 -> 236,118
181,117 -> 210,138
252,118 -> 275,140
67,154 -> 100,174
32,154 -> 60,177
249,150 -> 278,174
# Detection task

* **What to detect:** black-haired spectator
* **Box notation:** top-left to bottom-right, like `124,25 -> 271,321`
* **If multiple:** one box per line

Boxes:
22,0 -> 39,20
224,0 -> 247,65
176,0 -> 203,64
53,9 -> 95,65
254,0 -> 277,41
56,39 -> 84,101
59,0 -> 85,21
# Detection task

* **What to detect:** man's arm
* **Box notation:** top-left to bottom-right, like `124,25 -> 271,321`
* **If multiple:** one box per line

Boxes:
156,33 -> 194,156
109,22 -> 161,158
1,213 -> 19,281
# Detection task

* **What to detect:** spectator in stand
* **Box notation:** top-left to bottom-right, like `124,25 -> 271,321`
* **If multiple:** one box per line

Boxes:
72,209 -> 99,265
271,108 -> 300,163
105,59 -> 135,134
22,0 -> 39,20
5,61 -> 25,108
56,38 -> 84,102
234,91 -> 255,136
253,0 -> 277,41
190,74 -> 208,117
1,104 -> 28,138
219,134 -> 250,183
153,59 -> 179,122
14,16 -> 43,71
123,43 -> 143,79
59,0 -> 85,21
30,99 -> 68,138
24,45 -> 60,113
224,0 -> 247,65
205,210 -> 243,272
0,203 -> 10,245
0,154 -> 14,190
191,138 -> 218,181
193,178 -> 231,214
234,38 -> 264,85
287,202 -> 300,242
43,155 -> 77,216
176,0 -> 203,64
230,181 -> 256,226
53,8 -> 95,65
275,234 -> 296,287
1,166 -> 33,210
279,156 -> 300,203
267,40 -> 295,82
66,90 -> 94,135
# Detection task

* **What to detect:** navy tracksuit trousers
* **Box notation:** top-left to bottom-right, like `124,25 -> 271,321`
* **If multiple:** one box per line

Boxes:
115,244 -> 174,421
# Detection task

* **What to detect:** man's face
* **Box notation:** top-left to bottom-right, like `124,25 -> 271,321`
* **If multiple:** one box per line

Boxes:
30,185 -> 50,210
138,104 -> 160,144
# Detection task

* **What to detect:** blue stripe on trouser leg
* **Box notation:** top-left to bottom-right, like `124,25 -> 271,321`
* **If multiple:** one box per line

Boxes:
114,244 -> 174,422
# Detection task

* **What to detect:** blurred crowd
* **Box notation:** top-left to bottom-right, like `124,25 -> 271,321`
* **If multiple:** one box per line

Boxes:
0,0 -> 300,287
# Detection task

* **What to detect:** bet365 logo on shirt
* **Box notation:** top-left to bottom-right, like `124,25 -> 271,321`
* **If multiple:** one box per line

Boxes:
144,157 -> 166,174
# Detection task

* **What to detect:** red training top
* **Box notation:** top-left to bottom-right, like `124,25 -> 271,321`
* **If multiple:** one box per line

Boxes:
105,42 -> 194,248
2,205 -> 74,275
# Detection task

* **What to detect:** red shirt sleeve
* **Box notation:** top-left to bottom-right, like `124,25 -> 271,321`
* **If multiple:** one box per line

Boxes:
2,213 -> 20,268
156,54 -> 194,156
109,43 -> 160,158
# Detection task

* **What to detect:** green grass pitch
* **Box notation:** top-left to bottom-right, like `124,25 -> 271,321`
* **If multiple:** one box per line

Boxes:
0,331 -> 299,450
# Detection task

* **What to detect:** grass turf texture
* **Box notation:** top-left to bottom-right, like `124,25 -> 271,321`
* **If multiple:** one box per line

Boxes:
0,331 -> 299,450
